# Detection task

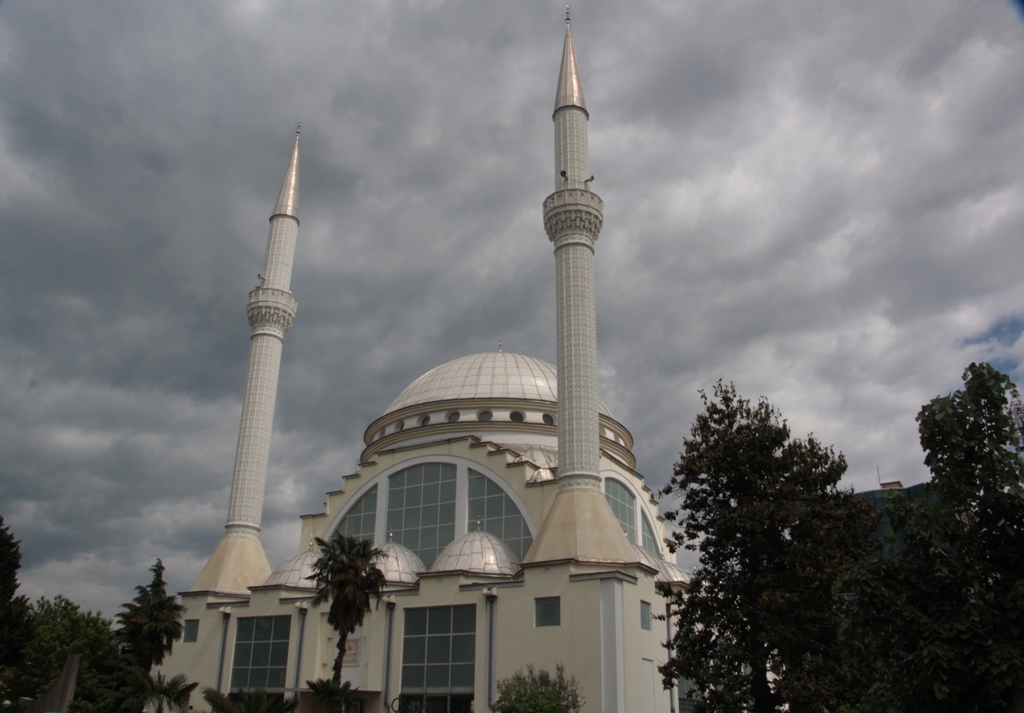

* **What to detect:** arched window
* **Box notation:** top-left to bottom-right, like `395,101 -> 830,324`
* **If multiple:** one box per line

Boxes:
641,513 -> 659,556
467,470 -> 533,560
387,463 -> 457,568
604,479 -> 636,545
336,485 -> 377,542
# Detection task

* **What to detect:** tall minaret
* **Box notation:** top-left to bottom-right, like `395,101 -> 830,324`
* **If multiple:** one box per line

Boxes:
525,17 -> 634,564
192,128 -> 301,593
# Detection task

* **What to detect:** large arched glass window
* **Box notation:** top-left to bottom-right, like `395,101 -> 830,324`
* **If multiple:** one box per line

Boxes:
641,513 -> 659,556
336,485 -> 377,542
387,463 -> 457,568
467,470 -> 533,560
605,479 -> 636,545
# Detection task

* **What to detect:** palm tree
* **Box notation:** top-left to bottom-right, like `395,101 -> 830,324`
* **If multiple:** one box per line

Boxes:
202,688 -> 297,713
119,669 -> 198,713
116,560 -> 186,671
305,678 -> 361,713
307,534 -> 386,684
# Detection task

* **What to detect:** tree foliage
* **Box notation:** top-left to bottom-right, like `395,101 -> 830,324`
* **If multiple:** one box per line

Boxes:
491,664 -> 584,713
837,363 -> 1024,712
308,534 -> 386,684
118,669 -> 197,713
0,515 -> 33,675
115,560 -> 185,671
660,381 -> 877,713
305,678 -> 361,713
12,595 -> 122,713
202,688 -> 297,713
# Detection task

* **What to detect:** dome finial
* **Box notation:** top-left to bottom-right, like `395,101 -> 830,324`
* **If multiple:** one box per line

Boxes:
308,536 -> 315,551
497,338 -> 502,353
566,5 -> 570,24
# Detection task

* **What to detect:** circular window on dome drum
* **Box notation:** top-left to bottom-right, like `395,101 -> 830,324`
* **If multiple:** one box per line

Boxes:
395,420 -> 404,432
446,411 -> 460,423
477,410 -> 492,422
377,427 -> 386,439
543,413 -> 555,425
510,411 -> 524,423
419,415 -> 431,427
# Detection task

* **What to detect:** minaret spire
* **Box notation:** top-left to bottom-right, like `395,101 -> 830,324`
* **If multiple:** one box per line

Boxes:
193,130 -> 302,593
525,20 -> 634,566
554,10 -> 587,116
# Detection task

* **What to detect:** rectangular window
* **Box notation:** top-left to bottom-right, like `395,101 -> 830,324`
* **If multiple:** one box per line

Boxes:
640,601 -> 652,631
183,619 -> 199,643
231,615 -> 290,690
402,605 -> 475,710
535,597 -> 560,627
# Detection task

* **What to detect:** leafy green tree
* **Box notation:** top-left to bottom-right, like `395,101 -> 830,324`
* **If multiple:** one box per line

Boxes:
659,381 -> 877,713
115,560 -> 185,671
837,363 -> 1024,713
13,595 -> 121,713
307,534 -> 386,684
118,669 -> 197,713
202,687 -> 297,713
0,516 -> 33,692
491,664 -> 583,713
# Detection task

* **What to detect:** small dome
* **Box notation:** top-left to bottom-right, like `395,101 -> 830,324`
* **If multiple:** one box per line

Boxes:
379,540 -> 425,585
385,352 -> 612,417
430,529 -> 519,576
632,543 -> 661,571
655,557 -> 691,585
264,549 -> 318,589
631,544 -> 689,584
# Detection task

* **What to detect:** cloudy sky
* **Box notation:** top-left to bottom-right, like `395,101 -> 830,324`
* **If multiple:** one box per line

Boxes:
2,0 -> 1023,617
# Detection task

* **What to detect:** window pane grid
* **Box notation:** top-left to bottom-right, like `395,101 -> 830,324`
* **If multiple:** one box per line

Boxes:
231,615 -> 290,691
604,479 -> 637,544
337,485 -> 378,541
641,514 -> 659,556
402,605 -> 476,698
389,464 -> 457,568
467,470 -> 533,560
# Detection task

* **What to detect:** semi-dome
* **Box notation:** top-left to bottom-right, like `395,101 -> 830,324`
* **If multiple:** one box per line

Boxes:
385,352 -> 612,417
263,548 -> 317,589
379,539 -> 425,585
429,529 -> 519,576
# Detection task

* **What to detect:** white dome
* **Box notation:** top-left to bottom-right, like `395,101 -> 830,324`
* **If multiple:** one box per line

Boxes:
385,352 -> 612,417
379,540 -> 425,585
429,529 -> 519,576
264,549 -> 318,589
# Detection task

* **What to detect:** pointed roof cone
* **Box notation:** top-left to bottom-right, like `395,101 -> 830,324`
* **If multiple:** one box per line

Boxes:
272,126 -> 300,221
554,18 -> 587,116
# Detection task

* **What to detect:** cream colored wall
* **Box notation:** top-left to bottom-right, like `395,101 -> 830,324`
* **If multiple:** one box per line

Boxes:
169,433 -> 682,712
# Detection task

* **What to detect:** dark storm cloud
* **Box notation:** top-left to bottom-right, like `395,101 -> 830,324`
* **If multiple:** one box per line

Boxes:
1,0 -> 1022,611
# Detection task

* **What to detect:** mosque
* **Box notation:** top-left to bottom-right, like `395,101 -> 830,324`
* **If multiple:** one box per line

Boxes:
162,18 -> 690,713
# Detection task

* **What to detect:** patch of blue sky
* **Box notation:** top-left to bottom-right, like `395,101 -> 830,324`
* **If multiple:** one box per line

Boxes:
964,316 -> 1024,348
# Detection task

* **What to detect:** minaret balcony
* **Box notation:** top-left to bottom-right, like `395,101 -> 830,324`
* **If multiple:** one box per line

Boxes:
543,188 -> 604,244
247,287 -> 297,333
